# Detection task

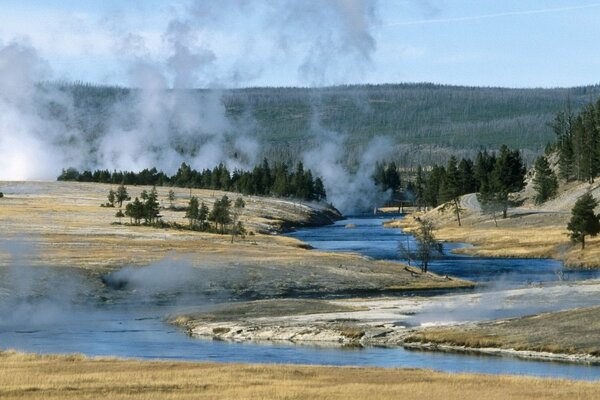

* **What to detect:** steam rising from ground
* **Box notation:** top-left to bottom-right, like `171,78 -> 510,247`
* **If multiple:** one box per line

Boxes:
0,238 -> 87,328
0,1 -> 384,212
407,283 -> 600,327
304,134 -> 393,213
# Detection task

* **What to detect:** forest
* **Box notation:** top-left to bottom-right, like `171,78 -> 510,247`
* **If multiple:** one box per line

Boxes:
50,82 -> 600,167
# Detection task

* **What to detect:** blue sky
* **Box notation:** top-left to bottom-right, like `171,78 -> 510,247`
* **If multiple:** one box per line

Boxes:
1,0 -> 599,88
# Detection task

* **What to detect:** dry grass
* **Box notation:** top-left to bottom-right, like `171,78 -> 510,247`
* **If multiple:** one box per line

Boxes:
387,207 -> 600,268
0,181 -> 472,294
420,178 -> 600,268
1,351 -> 598,400
406,306 -> 600,356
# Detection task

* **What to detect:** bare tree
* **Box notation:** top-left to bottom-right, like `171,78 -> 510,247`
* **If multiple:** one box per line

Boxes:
398,218 -> 443,273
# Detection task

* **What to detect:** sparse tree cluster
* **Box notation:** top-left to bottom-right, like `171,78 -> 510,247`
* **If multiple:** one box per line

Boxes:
124,187 -> 161,225
107,184 -> 246,238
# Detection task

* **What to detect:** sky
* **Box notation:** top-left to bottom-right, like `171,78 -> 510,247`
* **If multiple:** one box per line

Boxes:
0,0 -> 599,88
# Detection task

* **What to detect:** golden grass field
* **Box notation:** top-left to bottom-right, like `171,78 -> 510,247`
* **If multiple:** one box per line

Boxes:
1,351 -> 599,400
0,181 -> 471,293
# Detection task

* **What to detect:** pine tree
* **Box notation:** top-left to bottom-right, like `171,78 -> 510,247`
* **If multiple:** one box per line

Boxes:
490,145 -> 526,218
125,197 -> 144,225
457,158 -> 478,195
231,197 -> 246,243
532,156 -> 559,205
580,106 -> 599,183
314,177 -> 327,201
143,186 -> 160,224
116,184 -> 130,208
115,209 -> 124,224
199,202 -> 209,229
423,165 -> 445,208
550,107 -> 575,181
209,195 -> 232,233
438,156 -> 463,226
186,196 -> 200,227
567,192 -> 600,250
107,189 -> 116,207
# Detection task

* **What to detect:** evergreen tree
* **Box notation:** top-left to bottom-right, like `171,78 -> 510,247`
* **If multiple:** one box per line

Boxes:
474,150 -> 496,191
199,201 -> 209,228
532,156 -> 559,205
423,165 -> 445,208
231,197 -> 246,242
125,197 -> 144,225
457,158 -> 478,195
490,145 -> 526,218
384,161 -> 401,192
438,156 -> 463,226
107,189 -> 116,207
116,184 -> 130,208
186,196 -> 200,227
567,192 -> 600,249
209,195 -> 232,233
141,186 -> 160,224
314,177 -> 327,201
580,105 -> 600,183
550,107 -> 575,181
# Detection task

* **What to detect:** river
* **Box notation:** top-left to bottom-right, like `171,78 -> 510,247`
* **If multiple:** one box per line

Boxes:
0,215 -> 599,381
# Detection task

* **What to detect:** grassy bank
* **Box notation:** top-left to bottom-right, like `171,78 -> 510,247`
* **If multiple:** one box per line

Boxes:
385,190 -> 600,269
406,306 -> 600,360
1,351 -> 598,399
0,181 -> 472,296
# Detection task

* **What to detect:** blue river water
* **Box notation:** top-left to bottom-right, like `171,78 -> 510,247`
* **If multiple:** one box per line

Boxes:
288,215 -> 600,287
1,215 -> 599,381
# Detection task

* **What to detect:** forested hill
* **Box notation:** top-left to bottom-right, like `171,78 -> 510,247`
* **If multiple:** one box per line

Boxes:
57,82 -> 600,164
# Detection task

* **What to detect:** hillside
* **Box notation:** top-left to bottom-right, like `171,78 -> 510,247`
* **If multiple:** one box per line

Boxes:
55,83 -> 600,166
387,172 -> 600,268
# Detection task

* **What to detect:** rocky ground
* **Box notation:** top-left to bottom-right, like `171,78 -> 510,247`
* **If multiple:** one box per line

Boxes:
170,280 -> 600,363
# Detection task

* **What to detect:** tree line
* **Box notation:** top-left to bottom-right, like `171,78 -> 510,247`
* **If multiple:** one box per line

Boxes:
58,159 -> 326,202
374,146 -> 527,226
551,99 -> 600,184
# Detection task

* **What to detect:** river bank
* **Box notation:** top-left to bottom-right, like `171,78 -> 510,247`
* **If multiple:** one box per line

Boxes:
404,305 -> 600,361
170,280 -> 600,364
384,187 -> 600,269
2,350 -> 598,400
0,181 -> 471,296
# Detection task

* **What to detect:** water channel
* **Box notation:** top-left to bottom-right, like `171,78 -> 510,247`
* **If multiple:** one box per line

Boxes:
1,215 -> 599,381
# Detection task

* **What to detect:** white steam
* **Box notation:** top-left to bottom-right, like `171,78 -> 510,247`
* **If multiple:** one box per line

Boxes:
304,134 -> 393,213
0,43 -> 81,180
0,1 -> 387,212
